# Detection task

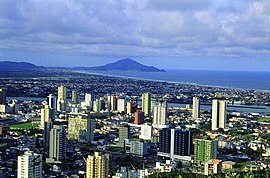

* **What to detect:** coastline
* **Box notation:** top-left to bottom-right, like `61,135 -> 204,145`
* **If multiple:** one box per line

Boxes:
75,70 -> 270,93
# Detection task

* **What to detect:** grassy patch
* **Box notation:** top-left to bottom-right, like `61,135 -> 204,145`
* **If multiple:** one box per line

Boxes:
10,122 -> 39,130
257,117 -> 270,122
108,146 -> 123,152
235,162 -> 247,171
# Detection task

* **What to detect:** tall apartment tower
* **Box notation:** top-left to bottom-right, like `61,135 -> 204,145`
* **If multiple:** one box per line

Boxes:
67,116 -> 95,142
194,138 -> 218,164
0,88 -> 6,105
57,85 -> 67,112
119,125 -> 130,147
48,94 -> 57,109
117,98 -> 126,113
72,90 -> 79,104
212,100 -> 227,130
86,152 -> 110,178
142,93 -> 151,117
152,102 -> 167,127
17,151 -> 42,178
193,97 -> 200,118
44,121 -> 53,149
49,125 -> 66,161
40,105 -> 55,127
134,109 -> 144,125
158,128 -> 192,160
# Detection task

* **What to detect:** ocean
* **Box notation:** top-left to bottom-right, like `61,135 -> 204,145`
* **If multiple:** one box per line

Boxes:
83,69 -> 270,91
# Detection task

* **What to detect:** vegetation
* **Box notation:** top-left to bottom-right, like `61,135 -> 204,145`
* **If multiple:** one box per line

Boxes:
257,117 -> 270,122
10,122 -> 39,130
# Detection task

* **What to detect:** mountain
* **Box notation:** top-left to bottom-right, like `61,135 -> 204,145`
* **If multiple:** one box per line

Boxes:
82,58 -> 165,72
0,61 -> 44,72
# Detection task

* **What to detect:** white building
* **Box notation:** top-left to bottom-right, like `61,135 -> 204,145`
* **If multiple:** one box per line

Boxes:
85,93 -> 93,108
152,102 -> 167,128
117,98 -> 126,113
193,97 -> 200,118
204,159 -> 222,176
212,100 -> 227,130
139,124 -> 152,140
17,151 -> 42,178
40,105 -> 55,127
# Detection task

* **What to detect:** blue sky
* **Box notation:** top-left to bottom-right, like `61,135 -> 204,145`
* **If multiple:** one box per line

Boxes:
1,0 -> 270,71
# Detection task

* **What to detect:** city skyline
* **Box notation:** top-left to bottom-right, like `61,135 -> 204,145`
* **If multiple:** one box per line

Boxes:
1,0 -> 270,71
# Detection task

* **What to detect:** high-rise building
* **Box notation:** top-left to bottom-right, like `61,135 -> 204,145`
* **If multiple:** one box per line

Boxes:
49,125 -> 66,161
109,95 -> 118,111
85,93 -> 93,107
139,124 -> 152,140
134,109 -> 144,125
194,138 -> 218,164
93,98 -> 102,112
44,121 -> 53,149
40,105 -> 55,127
48,94 -> 57,109
72,90 -> 79,104
193,97 -> 200,118
130,141 -> 147,157
17,151 -> 42,178
119,125 -> 130,147
212,100 -> 227,130
68,115 -> 95,142
0,88 -> 6,105
158,128 -> 192,160
57,85 -> 67,112
117,98 -> 126,113
153,102 -> 167,127
142,93 -> 151,117
86,152 -> 110,178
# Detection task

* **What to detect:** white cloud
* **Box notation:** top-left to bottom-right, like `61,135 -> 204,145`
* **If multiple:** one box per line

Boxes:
0,0 -> 270,62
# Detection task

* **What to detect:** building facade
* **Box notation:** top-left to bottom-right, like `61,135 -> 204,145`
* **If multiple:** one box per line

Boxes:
86,152 -> 110,178
193,96 -> 200,118
17,151 -> 42,178
68,115 -> 95,142
142,93 -> 151,117
49,125 -> 66,161
194,138 -> 218,164
212,100 -> 227,130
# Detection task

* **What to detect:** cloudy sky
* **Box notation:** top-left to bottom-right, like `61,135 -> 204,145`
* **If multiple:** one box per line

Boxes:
1,0 -> 270,71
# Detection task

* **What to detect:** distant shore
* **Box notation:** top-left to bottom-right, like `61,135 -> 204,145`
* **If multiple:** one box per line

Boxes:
75,70 -> 270,93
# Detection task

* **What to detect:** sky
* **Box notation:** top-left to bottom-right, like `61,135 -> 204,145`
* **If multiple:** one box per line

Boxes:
1,0 -> 270,71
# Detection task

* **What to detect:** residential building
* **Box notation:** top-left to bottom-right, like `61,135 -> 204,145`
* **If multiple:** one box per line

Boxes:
193,96 -> 200,118
86,152 -> 109,178
40,105 -> 55,127
212,99 -> 227,130
49,125 -> 66,161
72,90 -> 79,104
117,98 -> 126,113
119,125 -> 130,147
152,102 -> 167,127
57,85 -> 67,112
204,159 -> 222,176
130,141 -> 147,157
194,138 -> 218,164
142,93 -> 151,117
139,124 -> 152,140
17,151 -> 42,178
158,128 -> 192,160
48,94 -> 57,109
0,88 -> 6,105
134,109 -> 144,125
68,115 -> 95,142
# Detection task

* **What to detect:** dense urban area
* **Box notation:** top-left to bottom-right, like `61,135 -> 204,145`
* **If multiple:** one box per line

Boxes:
0,70 -> 269,178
